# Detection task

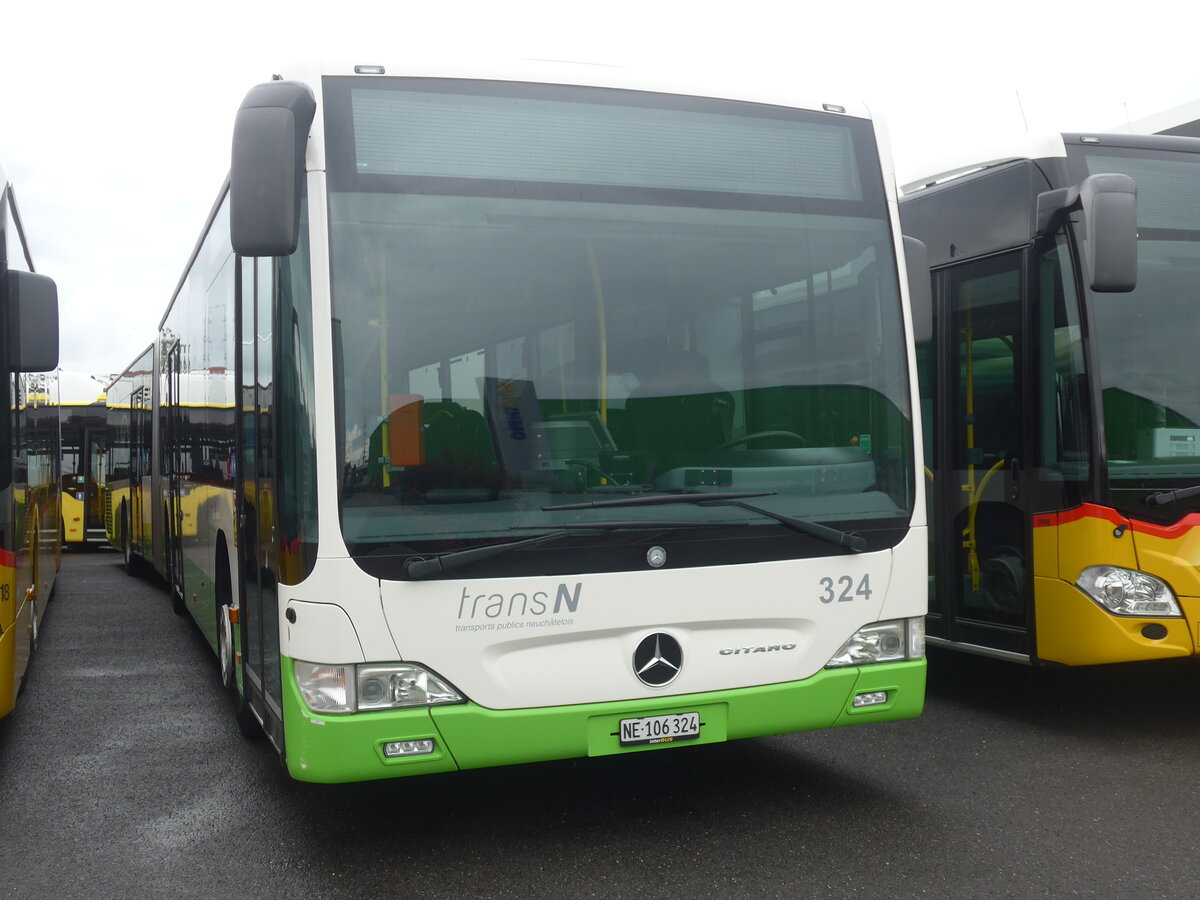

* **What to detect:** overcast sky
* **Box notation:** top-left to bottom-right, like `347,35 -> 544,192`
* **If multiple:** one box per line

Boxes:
4,0 -> 1198,401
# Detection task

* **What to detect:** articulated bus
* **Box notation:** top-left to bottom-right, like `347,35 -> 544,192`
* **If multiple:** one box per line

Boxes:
1,159 -> 60,719
901,131 -> 1200,665
60,399 -> 108,549
111,62 -> 928,782
104,346 -> 153,573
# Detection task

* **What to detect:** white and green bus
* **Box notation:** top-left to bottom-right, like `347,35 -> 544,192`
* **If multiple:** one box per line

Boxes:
110,62 -> 928,782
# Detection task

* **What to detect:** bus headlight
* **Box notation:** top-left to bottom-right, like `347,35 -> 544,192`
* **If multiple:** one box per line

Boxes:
1075,566 -> 1181,617
294,661 -> 464,714
357,664 -> 463,710
825,618 -> 923,668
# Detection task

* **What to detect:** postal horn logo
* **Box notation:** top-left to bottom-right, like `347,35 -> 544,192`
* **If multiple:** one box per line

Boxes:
633,633 -> 683,687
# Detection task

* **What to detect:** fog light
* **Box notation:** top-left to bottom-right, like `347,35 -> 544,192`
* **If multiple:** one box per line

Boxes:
852,691 -> 888,708
384,739 -> 436,758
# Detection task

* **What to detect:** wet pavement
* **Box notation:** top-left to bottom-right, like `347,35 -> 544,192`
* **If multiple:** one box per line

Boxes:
2,550 -> 1198,898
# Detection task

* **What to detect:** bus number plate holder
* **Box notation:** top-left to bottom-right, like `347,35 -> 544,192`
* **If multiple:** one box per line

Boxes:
619,711 -> 701,746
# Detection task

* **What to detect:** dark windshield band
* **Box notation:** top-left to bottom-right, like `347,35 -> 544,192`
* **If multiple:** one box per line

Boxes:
323,76 -> 889,211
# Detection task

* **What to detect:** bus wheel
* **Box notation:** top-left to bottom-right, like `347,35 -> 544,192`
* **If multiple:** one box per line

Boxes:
30,600 -> 39,648
217,559 -> 261,739
167,504 -> 185,616
234,685 -> 262,740
980,547 -> 1025,615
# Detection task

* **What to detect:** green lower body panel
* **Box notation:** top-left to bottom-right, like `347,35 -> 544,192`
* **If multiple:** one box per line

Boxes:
282,656 -> 926,784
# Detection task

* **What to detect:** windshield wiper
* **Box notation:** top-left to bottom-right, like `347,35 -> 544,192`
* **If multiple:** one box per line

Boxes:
545,492 -> 866,553
1143,484 -> 1200,507
403,520 -> 740,579
544,490 -> 776,511
404,529 -> 584,579
706,499 -> 867,553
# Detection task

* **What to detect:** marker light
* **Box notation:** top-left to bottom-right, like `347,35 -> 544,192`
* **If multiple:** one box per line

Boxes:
294,662 -> 355,713
354,65 -> 386,75
852,691 -> 889,708
826,618 -> 924,668
384,739 -> 436,758
908,615 -> 926,660
1075,566 -> 1182,617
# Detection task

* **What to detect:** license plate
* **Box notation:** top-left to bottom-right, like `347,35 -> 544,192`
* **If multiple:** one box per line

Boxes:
619,711 -> 701,746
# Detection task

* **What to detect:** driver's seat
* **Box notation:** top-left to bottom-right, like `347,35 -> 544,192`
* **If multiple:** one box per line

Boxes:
625,350 -> 734,477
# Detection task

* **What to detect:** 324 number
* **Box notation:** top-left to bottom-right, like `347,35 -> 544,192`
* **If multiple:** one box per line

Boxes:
819,574 -> 872,604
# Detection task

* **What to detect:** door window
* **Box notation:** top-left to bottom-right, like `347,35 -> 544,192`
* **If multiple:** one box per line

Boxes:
946,253 -> 1028,628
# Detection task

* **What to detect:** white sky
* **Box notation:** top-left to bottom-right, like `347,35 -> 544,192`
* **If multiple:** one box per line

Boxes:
4,0 -> 1199,401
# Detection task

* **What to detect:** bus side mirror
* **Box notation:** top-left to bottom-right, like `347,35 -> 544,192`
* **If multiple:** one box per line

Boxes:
7,270 -> 59,372
230,80 -> 316,257
1037,173 -> 1137,293
903,236 -> 932,344
1080,173 -> 1137,293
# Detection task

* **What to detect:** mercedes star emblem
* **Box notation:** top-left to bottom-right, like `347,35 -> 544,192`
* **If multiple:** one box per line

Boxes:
633,632 -> 683,687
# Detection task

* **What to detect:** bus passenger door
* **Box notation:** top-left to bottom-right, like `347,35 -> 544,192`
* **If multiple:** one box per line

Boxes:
164,342 -> 186,603
235,258 -> 282,747
927,252 -> 1034,657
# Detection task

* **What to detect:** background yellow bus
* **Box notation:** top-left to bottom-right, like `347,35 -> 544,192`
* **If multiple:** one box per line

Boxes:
1,158 -> 61,718
60,399 -> 107,549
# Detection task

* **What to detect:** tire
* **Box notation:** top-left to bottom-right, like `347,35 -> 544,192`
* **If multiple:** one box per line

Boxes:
233,680 -> 262,740
980,547 -> 1026,615
167,505 -> 185,616
216,559 -> 261,740
16,602 -> 37,698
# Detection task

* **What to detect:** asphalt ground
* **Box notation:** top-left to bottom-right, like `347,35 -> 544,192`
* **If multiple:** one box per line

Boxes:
1,550 -> 1198,898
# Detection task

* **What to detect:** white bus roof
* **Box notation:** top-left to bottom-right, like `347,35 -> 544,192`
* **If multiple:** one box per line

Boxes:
274,59 -> 873,122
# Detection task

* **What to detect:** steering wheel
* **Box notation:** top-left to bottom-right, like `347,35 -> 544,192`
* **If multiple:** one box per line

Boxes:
714,430 -> 807,451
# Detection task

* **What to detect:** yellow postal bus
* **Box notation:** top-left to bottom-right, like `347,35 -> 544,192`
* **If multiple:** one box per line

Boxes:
902,131 -> 1200,665
1,158 -> 60,718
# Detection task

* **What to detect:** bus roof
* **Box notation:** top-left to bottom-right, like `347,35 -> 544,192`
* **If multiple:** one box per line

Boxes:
107,344 -> 155,391
274,59 -> 874,122
901,133 -> 1069,195
902,130 -> 1200,196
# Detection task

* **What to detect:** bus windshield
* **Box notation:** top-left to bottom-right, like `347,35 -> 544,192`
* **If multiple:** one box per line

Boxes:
324,78 -> 913,575
1079,148 -> 1200,490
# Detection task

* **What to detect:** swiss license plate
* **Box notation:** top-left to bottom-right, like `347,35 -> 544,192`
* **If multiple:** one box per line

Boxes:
619,711 -> 701,746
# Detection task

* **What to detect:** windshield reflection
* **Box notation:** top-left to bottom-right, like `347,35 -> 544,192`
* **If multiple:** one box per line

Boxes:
331,194 -> 911,555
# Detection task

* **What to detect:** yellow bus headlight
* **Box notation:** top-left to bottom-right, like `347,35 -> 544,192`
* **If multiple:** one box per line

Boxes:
1075,566 -> 1181,617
